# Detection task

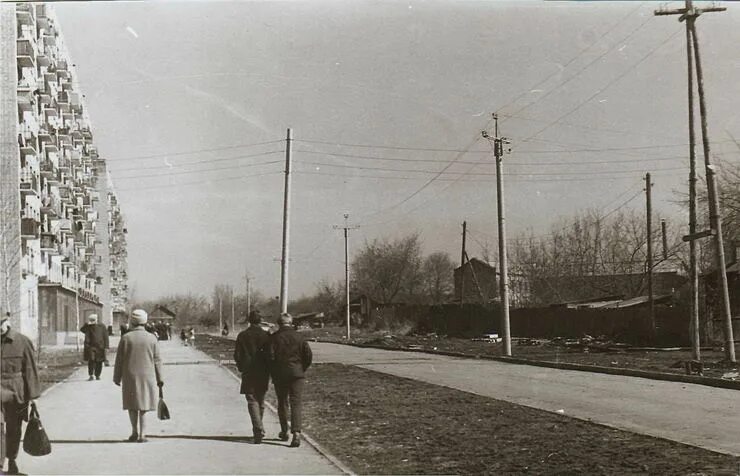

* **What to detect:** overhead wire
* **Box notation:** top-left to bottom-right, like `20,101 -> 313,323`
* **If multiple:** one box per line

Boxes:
109,149 -> 284,173
104,139 -> 284,162
115,170 -> 283,192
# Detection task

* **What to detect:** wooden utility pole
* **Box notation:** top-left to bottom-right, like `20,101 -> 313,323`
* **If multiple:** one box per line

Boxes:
646,173 -> 655,334
279,128 -> 293,314
334,214 -> 359,339
661,219 -> 668,261
483,114 -> 511,356
244,268 -> 251,319
231,290 -> 235,331
219,296 -> 223,331
460,220 -> 467,306
656,0 -> 733,362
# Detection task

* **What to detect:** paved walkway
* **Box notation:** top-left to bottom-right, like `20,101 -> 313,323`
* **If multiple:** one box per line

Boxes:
23,340 -> 341,475
314,342 -> 740,457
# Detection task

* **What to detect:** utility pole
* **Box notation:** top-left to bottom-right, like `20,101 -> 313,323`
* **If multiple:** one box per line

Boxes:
279,128 -> 293,315
656,1 -> 733,362
460,220 -> 467,307
483,114 -> 511,356
231,289 -> 235,331
334,214 -> 359,339
661,219 -> 668,261
645,173 -> 655,334
244,268 -> 251,319
219,296 -> 223,332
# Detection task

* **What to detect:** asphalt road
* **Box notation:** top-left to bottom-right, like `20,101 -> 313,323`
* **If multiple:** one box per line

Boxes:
313,342 -> 740,457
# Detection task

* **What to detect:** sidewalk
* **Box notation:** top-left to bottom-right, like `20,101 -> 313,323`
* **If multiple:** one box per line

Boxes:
22,340 -> 342,475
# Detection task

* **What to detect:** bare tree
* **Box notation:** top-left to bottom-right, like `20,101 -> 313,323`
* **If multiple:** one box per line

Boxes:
422,251 -> 454,304
351,233 -> 423,304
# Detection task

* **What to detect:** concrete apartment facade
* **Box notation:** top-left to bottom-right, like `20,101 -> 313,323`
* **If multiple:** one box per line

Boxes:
0,3 -> 128,347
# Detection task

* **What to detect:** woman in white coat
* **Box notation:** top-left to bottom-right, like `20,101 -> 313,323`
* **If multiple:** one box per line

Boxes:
113,309 -> 163,442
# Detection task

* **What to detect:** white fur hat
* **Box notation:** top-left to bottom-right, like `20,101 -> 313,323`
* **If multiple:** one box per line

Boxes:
87,314 -> 98,323
131,309 -> 148,325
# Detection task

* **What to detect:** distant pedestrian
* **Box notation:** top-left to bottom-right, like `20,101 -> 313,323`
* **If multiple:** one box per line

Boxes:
268,313 -> 312,448
188,327 -> 195,347
113,309 -> 164,443
80,314 -> 109,381
234,310 -> 270,444
222,323 -> 229,337
1,312 -> 41,475
180,329 -> 187,344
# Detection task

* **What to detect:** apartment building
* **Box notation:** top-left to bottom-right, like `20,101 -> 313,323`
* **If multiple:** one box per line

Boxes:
0,3 -> 128,346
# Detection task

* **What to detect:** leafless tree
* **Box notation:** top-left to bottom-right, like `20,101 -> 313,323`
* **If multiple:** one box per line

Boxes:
422,251 -> 454,304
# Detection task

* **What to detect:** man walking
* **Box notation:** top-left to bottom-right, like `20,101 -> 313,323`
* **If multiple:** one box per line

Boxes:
80,314 -> 109,380
269,313 -> 312,448
233,310 -> 270,444
1,312 -> 41,475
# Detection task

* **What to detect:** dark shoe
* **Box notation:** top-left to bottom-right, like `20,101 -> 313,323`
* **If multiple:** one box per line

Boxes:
137,438 -> 148,443
127,432 -> 138,442
88,376 -> 94,381
290,433 -> 301,448
95,375 -> 101,380
253,433 -> 263,444
7,459 -> 19,475
279,431 -> 290,442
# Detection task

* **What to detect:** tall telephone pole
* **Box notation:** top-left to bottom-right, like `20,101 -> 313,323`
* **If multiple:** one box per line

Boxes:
219,296 -> 223,331
460,221 -> 467,307
279,128 -> 293,314
645,173 -> 655,334
334,214 -> 359,339
483,114 -> 512,356
231,289 -> 235,331
656,1 -> 734,362
244,268 -> 251,319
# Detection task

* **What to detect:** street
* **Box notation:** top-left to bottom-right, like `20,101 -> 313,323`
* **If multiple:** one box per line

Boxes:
313,342 -> 740,457
22,340 -> 341,475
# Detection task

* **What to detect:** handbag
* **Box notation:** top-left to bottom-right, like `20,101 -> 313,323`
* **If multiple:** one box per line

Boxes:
23,403 -> 52,456
157,386 -> 170,421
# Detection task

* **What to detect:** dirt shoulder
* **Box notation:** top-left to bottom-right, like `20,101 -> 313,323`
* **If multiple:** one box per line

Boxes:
196,334 -> 740,475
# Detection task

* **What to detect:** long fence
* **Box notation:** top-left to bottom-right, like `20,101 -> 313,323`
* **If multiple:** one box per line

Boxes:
363,303 -> 692,346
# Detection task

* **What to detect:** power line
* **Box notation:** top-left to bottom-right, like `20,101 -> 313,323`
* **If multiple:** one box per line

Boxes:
104,139 -> 284,162
521,26 -> 684,143
109,149 -> 284,173
116,170 -> 283,192
113,159 -> 284,181
299,160 -> 686,177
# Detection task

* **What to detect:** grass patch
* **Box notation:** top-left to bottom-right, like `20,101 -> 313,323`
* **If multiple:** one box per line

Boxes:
37,348 -> 83,393
196,334 -> 740,475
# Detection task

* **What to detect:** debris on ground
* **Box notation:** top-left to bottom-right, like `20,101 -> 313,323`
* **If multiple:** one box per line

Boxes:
472,333 -> 502,343
721,372 -> 739,380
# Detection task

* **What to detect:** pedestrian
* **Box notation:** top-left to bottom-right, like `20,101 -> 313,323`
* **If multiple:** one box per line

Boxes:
113,309 -> 164,443
233,310 -> 270,444
222,323 -> 229,337
268,313 -> 312,448
1,312 -> 41,475
179,329 -> 187,344
80,314 -> 109,381
188,327 -> 195,347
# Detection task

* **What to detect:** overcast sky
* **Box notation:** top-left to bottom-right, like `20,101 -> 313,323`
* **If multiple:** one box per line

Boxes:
53,1 -> 740,302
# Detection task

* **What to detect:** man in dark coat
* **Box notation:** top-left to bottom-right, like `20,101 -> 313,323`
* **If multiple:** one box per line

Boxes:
268,313 -> 312,448
233,310 -> 270,444
1,312 -> 41,475
80,314 -> 109,381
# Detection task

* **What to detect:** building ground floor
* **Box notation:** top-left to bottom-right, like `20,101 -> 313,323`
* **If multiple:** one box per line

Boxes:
38,284 -> 102,346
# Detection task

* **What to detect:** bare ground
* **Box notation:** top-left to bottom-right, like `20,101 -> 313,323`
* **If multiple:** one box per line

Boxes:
196,334 -> 740,475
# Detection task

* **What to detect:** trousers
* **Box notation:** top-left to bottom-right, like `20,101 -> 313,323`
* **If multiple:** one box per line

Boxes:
1,402 -> 28,461
273,377 -> 304,434
88,360 -> 103,378
243,377 -> 269,435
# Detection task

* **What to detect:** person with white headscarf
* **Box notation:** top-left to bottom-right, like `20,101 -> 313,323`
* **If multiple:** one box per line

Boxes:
80,314 -> 109,381
113,309 -> 163,442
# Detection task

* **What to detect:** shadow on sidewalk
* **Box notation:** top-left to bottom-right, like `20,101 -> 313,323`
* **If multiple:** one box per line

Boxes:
148,434 -> 286,447
50,435 -> 285,447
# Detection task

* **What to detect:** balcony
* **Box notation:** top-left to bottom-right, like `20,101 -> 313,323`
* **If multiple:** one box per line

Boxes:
40,195 -> 58,217
21,218 -> 39,239
19,172 -> 38,196
16,3 -> 35,26
18,122 -> 37,152
40,232 -> 58,252
16,38 -> 36,68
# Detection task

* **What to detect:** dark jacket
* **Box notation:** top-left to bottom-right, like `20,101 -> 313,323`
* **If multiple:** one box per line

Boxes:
1,329 -> 41,406
268,326 -> 312,381
234,326 -> 270,392
80,323 -> 109,361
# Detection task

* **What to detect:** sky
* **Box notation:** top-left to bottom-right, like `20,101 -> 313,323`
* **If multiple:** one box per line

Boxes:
52,1 -> 740,302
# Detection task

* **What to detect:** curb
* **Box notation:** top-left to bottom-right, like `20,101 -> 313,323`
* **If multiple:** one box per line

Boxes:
327,341 -> 740,391
215,359 -> 356,476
